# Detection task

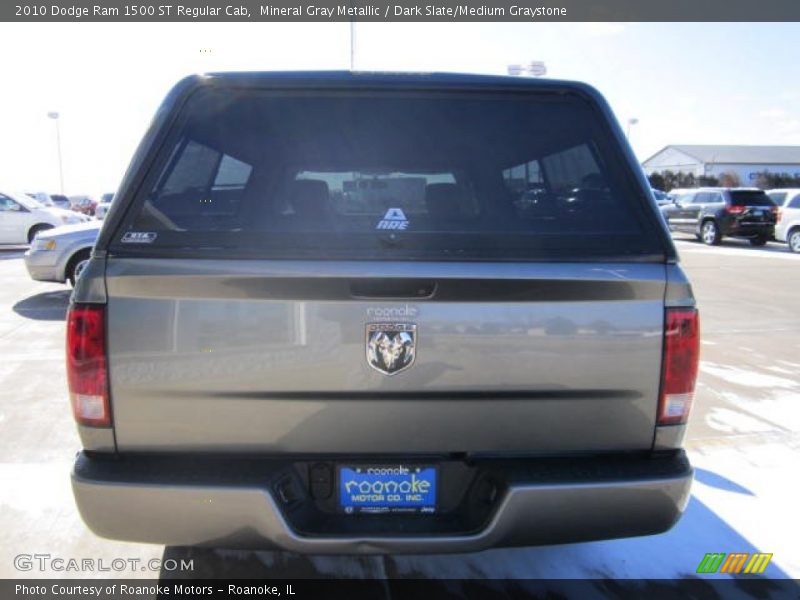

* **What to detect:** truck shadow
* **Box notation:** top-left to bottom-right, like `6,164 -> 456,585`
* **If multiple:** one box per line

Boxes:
12,290 -> 71,321
158,493 -> 790,597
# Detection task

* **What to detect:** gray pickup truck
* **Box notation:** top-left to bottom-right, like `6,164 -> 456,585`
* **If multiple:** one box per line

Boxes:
68,72 -> 698,554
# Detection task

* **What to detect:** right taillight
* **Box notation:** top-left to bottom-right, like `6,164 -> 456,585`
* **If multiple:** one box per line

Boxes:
658,308 -> 700,425
66,304 -> 110,427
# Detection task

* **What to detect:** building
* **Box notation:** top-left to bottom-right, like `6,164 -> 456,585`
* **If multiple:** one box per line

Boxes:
642,145 -> 800,185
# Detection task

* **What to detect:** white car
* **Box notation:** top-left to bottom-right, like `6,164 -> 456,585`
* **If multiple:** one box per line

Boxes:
94,193 -> 115,219
24,220 -> 101,285
0,190 -> 88,245
26,192 -> 55,206
769,189 -> 800,253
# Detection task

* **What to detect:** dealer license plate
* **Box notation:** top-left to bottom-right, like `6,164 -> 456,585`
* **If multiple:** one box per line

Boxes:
339,464 -> 437,514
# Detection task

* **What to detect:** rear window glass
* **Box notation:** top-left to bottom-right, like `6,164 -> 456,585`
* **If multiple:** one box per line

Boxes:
730,191 -> 775,207
116,88 -> 663,260
294,170 -> 466,217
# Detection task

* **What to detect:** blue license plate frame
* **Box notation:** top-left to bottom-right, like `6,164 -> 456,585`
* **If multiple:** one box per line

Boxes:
338,464 -> 437,514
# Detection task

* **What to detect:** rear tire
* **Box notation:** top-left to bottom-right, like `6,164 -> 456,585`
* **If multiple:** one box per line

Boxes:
67,250 -> 91,287
749,234 -> 768,247
701,220 -> 721,246
27,224 -> 53,244
788,228 -> 800,253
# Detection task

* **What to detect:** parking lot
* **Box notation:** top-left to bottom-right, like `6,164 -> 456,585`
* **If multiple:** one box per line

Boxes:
0,237 -> 797,583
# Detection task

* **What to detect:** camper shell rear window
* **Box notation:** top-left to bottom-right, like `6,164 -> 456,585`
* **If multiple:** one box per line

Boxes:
111,87 -> 666,261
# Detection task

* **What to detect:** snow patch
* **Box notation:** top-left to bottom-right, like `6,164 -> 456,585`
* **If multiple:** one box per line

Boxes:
705,408 -> 777,434
700,362 -> 799,390
720,390 -> 800,432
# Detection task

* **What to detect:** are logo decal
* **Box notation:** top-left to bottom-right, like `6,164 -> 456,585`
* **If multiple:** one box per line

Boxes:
121,232 -> 157,244
376,208 -> 409,230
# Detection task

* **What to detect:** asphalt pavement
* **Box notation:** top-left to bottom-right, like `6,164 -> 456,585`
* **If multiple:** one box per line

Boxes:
0,238 -> 797,586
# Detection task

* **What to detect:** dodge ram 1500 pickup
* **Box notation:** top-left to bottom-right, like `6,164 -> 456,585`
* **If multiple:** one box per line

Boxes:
68,71 -> 698,553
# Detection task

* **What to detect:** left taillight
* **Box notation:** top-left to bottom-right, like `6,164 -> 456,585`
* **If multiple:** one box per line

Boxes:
66,304 -> 110,427
725,205 -> 746,215
658,308 -> 700,426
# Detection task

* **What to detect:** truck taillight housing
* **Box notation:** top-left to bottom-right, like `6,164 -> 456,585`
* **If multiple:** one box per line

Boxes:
658,308 -> 700,425
66,304 -> 110,427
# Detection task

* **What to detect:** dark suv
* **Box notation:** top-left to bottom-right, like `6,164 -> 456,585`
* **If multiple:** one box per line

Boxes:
662,187 -> 777,246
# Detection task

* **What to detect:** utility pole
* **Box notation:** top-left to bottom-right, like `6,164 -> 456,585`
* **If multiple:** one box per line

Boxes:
47,112 -> 64,194
350,21 -> 356,70
626,117 -> 639,140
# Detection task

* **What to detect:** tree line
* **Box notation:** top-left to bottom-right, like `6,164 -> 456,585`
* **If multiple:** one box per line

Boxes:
647,170 -> 800,192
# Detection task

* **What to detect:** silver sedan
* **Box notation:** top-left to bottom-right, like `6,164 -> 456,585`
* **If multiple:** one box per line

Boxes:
24,221 -> 101,285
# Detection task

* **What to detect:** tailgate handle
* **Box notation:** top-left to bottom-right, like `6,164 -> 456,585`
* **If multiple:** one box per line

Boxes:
349,279 -> 436,299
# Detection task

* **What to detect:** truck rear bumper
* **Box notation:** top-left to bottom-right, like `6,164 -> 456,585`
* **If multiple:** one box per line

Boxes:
72,451 -> 692,554
725,223 -> 774,237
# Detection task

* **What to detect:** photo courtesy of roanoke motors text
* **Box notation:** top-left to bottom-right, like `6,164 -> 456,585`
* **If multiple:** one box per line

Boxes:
0,1 -> 799,599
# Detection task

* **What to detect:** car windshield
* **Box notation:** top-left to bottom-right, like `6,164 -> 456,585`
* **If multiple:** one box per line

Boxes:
730,191 -> 775,207
11,192 -> 44,209
28,193 -> 53,206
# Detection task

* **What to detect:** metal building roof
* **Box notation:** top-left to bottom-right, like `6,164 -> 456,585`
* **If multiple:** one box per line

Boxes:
644,145 -> 800,165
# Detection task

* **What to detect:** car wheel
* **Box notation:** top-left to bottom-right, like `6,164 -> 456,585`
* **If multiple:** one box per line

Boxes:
701,220 -> 721,245
67,250 -> 91,287
27,224 -> 54,244
749,234 -> 768,247
789,228 -> 800,254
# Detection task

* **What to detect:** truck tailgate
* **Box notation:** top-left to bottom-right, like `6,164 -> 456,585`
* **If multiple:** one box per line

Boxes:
105,259 -> 665,454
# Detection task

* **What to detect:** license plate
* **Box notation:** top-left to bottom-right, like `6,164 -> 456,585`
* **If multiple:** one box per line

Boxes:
753,210 -> 764,217
339,465 -> 437,514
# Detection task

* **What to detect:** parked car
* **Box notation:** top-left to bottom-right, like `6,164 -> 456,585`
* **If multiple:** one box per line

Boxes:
94,193 -> 115,220
770,189 -> 800,253
661,187 -> 777,245
69,72 -> 696,554
652,188 -> 671,206
665,188 -> 693,202
26,192 -> 54,206
0,190 -> 87,244
24,220 -> 101,285
767,188 -> 800,207
69,195 -> 98,216
50,194 -> 71,210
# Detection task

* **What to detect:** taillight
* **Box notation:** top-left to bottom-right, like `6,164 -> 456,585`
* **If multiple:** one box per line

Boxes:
725,205 -> 746,214
66,304 -> 110,427
776,208 -> 782,222
658,308 -> 700,425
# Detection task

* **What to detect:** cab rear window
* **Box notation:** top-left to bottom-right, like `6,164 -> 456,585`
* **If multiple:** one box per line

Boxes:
115,88 -> 664,261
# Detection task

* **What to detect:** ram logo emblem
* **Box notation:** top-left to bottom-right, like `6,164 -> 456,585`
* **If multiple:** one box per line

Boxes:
366,323 -> 417,375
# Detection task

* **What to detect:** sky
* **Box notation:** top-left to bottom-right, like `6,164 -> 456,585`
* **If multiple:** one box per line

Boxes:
1,22 -> 799,196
